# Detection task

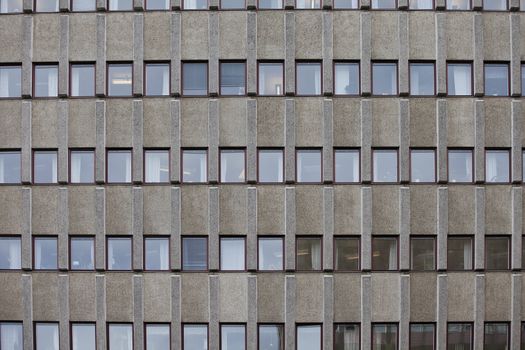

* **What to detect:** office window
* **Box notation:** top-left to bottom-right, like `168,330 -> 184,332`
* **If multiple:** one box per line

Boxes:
258,0 -> 282,8
371,0 -> 396,7
34,150 -> 57,184
334,237 -> 359,271
334,63 -> 359,95
409,0 -> 432,9
34,65 -> 58,97
71,324 -> 96,350
447,63 -> 472,96
372,236 -> 398,271
35,323 -> 59,350
0,237 -> 21,269
373,149 -> 398,183
0,151 -> 21,184
220,62 -> 246,95
72,0 -> 96,11
410,63 -> 435,95
0,65 -> 21,97
108,324 -> 133,350
182,236 -> 208,271
296,0 -> 321,8
297,325 -> 321,350
485,63 -> 509,96
372,324 -> 398,350
107,237 -> 132,270
35,0 -> 58,11
448,149 -> 473,183
220,237 -> 245,271
258,149 -> 284,183
109,0 -> 133,10
372,62 -> 397,95
484,323 -> 508,349
334,149 -> 359,183
411,237 -> 435,271
447,324 -> 472,349
446,0 -> 469,8
486,149 -> 509,183
71,64 -> 95,97
297,149 -> 322,183
183,325 -> 208,350
259,325 -> 283,350
334,324 -> 359,350
0,323 -> 23,350
146,0 -> 170,9
258,62 -> 284,95
107,150 -> 131,183
296,237 -> 322,271
221,0 -> 244,9
34,237 -> 58,270
486,236 -> 509,270
145,63 -> 169,96
220,149 -> 245,183
410,324 -> 434,350
221,325 -> 245,350
296,62 -> 321,96
70,237 -> 95,270
522,64 -> 525,96
182,149 -> 207,183
182,62 -> 208,95
448,237 -> 473,270
258,237 -> 284,271
0,0 -> 22,13
70,150 -> 94,183
411,149 -> 435,183
333,0 -> 358,8
145,237 -> 169,270
484,0 -> 506,9
107,64 -> 132,96
522,323 -> 525,350
184,0 -> 207,8
146,324 -> 170,350
145,150 -> 169,183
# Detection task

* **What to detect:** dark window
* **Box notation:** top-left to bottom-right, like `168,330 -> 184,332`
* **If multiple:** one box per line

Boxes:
372,236 -> 398,271
258,62 -> 284,95
371,0 -> 396,7
182,236 -> 208,271
182,62 -> 208,96
296,62 -> 321,96
146,0 -> 170,9
107,64 -> 132,96
109,0 -> 133,10
0,151 -> 21,184
220,62 -> 246,95
485,236 -> 510,270
447,63 -> 472,96
410,63 -> 435,95
0,0 -> 23,13
373,149 -> 398,183
334,149 -> 359,183
35,323 -> 59,350
183,324 -> 208,350
144,237 -> 169,270
334,63 -> 359,95
145,150 -> 169,183
35,0 -> 58,11
333,0 -> 358,8
484,323 -> 508,350
34,150 -> 58,184
145,324 -> 170,350
410,237 -> 435,271
220,149 -> 245,183
485,63 -> 509,96
296,237 -> 322,271
70,150 -> 94,183
184,0 -> 207,8
448,149 -> 473,183
410,324 -> 434,350
297,325 -> 321,350
409,0 -> 432,8
297,149 -> 322,183
0,65 -> 21,97
71,324 -> 96,350
71,64 -> 95,97
483,0 -> 506,9
258,149 -> 284,183
334,237 -> 359,271
447,236 -> 473,270
145,63 -> 169,96
34,237 -> 58,270
372,324 -> 398,350
107,150 -> 131,183
334,324 -> 360,350
0,236 -> 21,269
107,237 -> 132,270
258,237 -> 283,271
446,0 -> 469,8
521,323 -> 525,349
34,64 -> 58,97
182,149 -> 207,183
108,324 -> 133,350
410,149 -> 435,183
221,0 -> 244,8
447,324 -> 472,349
259,325 -> 283,350
0,323 -> 23,350
221,325 -> 245,350
70,237 -> 95,270
72,0 -> 96,11
296,0 -> 321,8
485,149 -> 509,183
220,237 -> 245,271
372,62 -> 397,95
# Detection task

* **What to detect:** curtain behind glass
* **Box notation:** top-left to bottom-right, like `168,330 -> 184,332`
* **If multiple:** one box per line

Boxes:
36,324 -> 59,350
72,324 -> 96,350
109,325 -> 133,350
0,323 -> 23,350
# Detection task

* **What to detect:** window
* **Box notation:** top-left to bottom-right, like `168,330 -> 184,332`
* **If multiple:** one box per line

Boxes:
34,237 -> 58,270
258,237 -> 283,271
182,236 -> 208,271
146,0 -> 170,9
372,236 -> 398,271
410,149 -> 435,183
258,62 -> 284,95
107,63 -> 132,96
485,236 -> 509,270
71,324 -> 96,350
71,64 -> 95,97
35,0 -> 58,11
0,237 -> 21,269
522,323 -> 525,349
484,323 -> 508,349
296,149 -> 322,183
334,149 -> 359,183
522,64 -> 525,96
372,324 -> 398,350
221,325 -> 245,350
109,0 -> 133,10
182,62 -> 208,95
33,150 -> 57,184
220,62 -> 246,95
523,150 -> 525,183
144,149 -> 169,183
144,237 -> 169,270
447,63 -> 472,96
409,0 -> 432,9
221,0 -> 244,9
297,325 -> 321,350
410,63 -> 435,95
334,63 -> 359,95
35,323 -> 59,350
373,149 -> 398,183
296,237 -> 322,271
107,237 -> 132,270
107,150 -> 131,183
296,0 -> 321,8
108,324 -> 133,350
485,149 -> 509,183
333,0 -> 358,7
34,64 -> 58,97
446,0 -> 469,8
0,0 -> 22,13
182,149 -> 207,183
523,236 -> 525,270
72,0 -> 96,11
0,323 -> 23,350
259,325 -> 283,350
0,151 -> 21,184
184,0 -> 207,8
409,324 -> 434,350
485,63 -> 509,96
146,324 -> 170,350
0,65 -> 21,97
410,237 -> 435,271
145,63 -> 169,96
220,149 -> 245,183
70,237 -> 94,270
483,0 -> 506,9
372,62 -> 397,95
183,325 -> 208,350
371,0 -> 396,7
447,324 -> 472,349
296,62 -> 321,96
448,149 -> 473,183
334,237 -> 359,271
447,236 -> 473,270
258,149 -> 284,183
220,237 -> 245,271
334,324 -> 360,350
70,150 -> 95,183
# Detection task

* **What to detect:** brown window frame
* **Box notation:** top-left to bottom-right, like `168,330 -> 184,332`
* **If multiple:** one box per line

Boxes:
69,62 -> 96,98
182,323 -> 209,350
257,235 -> 285,272
409,323 -> 435,350
181,61 -> 209,96
107,323 -> 134,350
0,63 -> 22,99
296,324 -> 323,350
32,149 -> 59,185
447,235 -> 474,271
409,236 -> 437,271
143,148 -> 171,184
484,148 -> 511,184
371,147 -> 399,184
68,148 -> 96,185
219,235 -> 247,272
296,148 -> 323,184
258,323 -> 285,350
70,322 -> 97,350
143,236 -> 171,271
446,61 -> 474,97
333,236 -> 361,272
181,148 -> 208,184
447,323 -> 473,349
144,323 -> 171,350
485,235 -> 511,271
181,235 -> 209,272
371,61 -> 398,96
371,235 -> 399,272
371,323 -> 399,350
408,61 -> 436,97
32,63 -> 59,98
144,61 -> 171,97
106,62 -> 133,97
333,148 -> 361,184
34,322 -> 60,350
106,148 -> 133,184
106,236 -> 133,271
295,236 -> 323,272
257,147 -> 285,184
333,61 -> 360,96
295,61 -> 323,97
219,323 -> 247,350
409,147 -> 437,184
219,60 -> 247,97
32,235 -> 59,271
484,62 -> 510,96
257,60 -> 285,96
447,147 -> 474,184
219,147 -> 247,184
483,322 -> 510,349
69,235 -> 96,271
0,149 -> 22,185
0,235 -> 22,270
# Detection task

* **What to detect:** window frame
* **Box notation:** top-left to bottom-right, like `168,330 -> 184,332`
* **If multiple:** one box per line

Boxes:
370,0 -> 397,9
257,60 -> 285,96
219,60 -> 247,96
482,0 -> 508,10
295,235 -> 323,272
371,235 -> 399,272
371,323 -> 399,350
107,323 -> 134,350
483,322 -> 510,349
295,324 -> 322,350
485,235 -> 511,271
0,63 -> 22,98
70,0 -> 97,11
181,148 -> 208,184
333,148 -> 360,184
332,61 -> 360,96
295,148 -> 323,184
333,323 -> 360,350
484,62 -> 510,96
258,323 -> 285,350
447,147 -> 474,184
144,61 -> 171,97
484,148 -> 510,184
106,148 -> 133,184
181,323 -> 209,350
143,236 -> 171,271
143,148 -> 170,184
295,61 -> 323,97
34,322 -> 60,350
333,236 -> 361,272
144,323 -> 171,350
144,0 -> 171,10
294,0 -> 322,9
0,149 -> 22,185
219,0 -> 246,10
408,0 -> 434,9
446,61 -> 474,96
0,235 -> 22,270
447,235 -> 474,271
34,0 -> 59,12
32,63 -> 59,98
181,0 -> 208,9
371,61 -> 398,96
372,147 -> 399,184
0,321 -> 23,350
181,235 -> 209,272
32,235 -> 58,271
257,235 -> 285,272
0,0 -> 23,13
68,148 -> 96,185
219,147 -> 247,184
257,147 -> 285,184
69,62 -> 96,98
409,147 -> 437,184
219,323 -> 247,350
409,323 -> 435,350
106,236 -> 133,271
409,235 -> 437,271
107,0 -> 134,10
408,60 -> 436,97
446,322 -> 473,349
181,61 -> 209,96
32,149 -> 58,185
70,322 -> 96,350
106,62 -> 133,97
69,235 -> 96,271
219,235 -> 247,272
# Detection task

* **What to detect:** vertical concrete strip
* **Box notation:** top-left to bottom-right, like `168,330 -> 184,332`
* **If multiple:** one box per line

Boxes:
209,13 -> 219,95
361,275 -> 371,350
170,100 -> 181,183
323,187 -> 334,270
323,276 -> 334,350
511,188 -> 522,270
435,14 -> 446,95
474,100 -> 485,183
171,275 -> 182,350
474,187 -> 485,270
22,275 -> 33,350
21,188 -> 32,270
171,187 -> 181,270
133,187 -> 144,270
247,99 -> 257,183
436,100 -> 447,182
58,15 -> 69,97
209,187 -> 219,271
437,187 -> 448,271
399,99 -> 410,182
322,12 -> 333,95
21,101 -> 32,184
511,101 -> 522,183
133,275 -> 144,350
361,187 -> 372,271
285,12 -> 295,94
510,15 -> 521,96
361,100 -> 372,183
133,14 -> 144,96
323,99 -> 333,183
398,14 -> 409,95
399,187 -> 410,271
473,274 -> 485,350
170,13 -> 181,96
399,275 -> 410,350
96,275 -> 106,350
95,187 -> 106,270
510,274 -> 522,349
58,275 -> 69,350
96,14 -> 106,96
58,187 -> 69,270
473,15 -> 484,95
22,16 -> 33,98
208,100 -> 219,183
285,275 -> 296,350
247,276 -> 257,350
58,101 -> 69,184
247,13 -> 257,95
360,13 -> 371,95
132,100 -> 144,184
209,275 -> 219,350
247,188 -> 257,271
285,99 -> 296,183
285,187 -> 296,271
95,100 -> 106,183
436,275 -> 448,350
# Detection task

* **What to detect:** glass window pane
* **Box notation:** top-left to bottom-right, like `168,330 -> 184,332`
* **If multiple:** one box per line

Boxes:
296,0 -> 321,7
182,237 -> 208,271
258,63 -> 283,95
34,237 -> 58,270
72,0 -> 96,10
411,150 -> 435,183
296,237 -> 322,271
486,237 -> 509,270
34,65 -> 58,97
447,64 -> 472,96
0,151 -> 21,184
334,238 -> 359,271
145,237 -> 169,270
107,150 -> 131,183
0,0 -> 23,13
448,150 -> 473,183
220,149 -> 245,183
258,237 -> 283,271
372,63 -> 397,95
109,0 -> 133,10
522,323 -> 525,349
145,150 -> 169,183
183,63 -> 208,95
258,0 -> 283,7
0,323 -> 23,350
145,64 -> 169,96
446,0 -> 469,8
72,324 -> 96,350
108,64 -> 132,96
183,325 -> 208,350
447,324 -> 472,349
259,325 -> 283,350
259,149 -> 284,183
409,0 -> 432,8
372,324 -> 398,350
410,324 -> 434,350
334,63 -> 359,95
146,325 -> 170,350
485,64 -> 509,96
108,324 -> 133,350
297,325 -> 321,350
484,0 -> 506,9
70,151 -> 94,183
0,66 -> 22,97
333,0 -> 358,8
36,323 -> 59,350
334,324 -> 359,350
220,237 -> 245,271
107,238 -> 132,270
371,0 -> 396,7
448,237 -> 473,270
334,149 -> 359,183
486,150 -> 509,183
71,65 -> 95,97
484,324 -> 508,349
373,149 -> 398,183
296,63 -> 321,95
146,0 -> 170,9
70,237 -> 94,270
221,0 -> 245,8
410,63 -> 434,95
221,325 -> 245,350
410,237 -> 435,271
220,62 -> 246,95
34,151 -> 58,184
184,0 -> 208,7
183,150 -> 207,183
522,65 -> 525,96
372,237 -> 398,270
297,149 -> 321,183
0,237 -> 21,269
35,0 -> 58,11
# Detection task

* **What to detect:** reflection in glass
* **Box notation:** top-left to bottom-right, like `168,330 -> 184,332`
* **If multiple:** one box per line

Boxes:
70,150 -> 94,183
71,64 -> 95,97
34,151 -> 58,184
334,63 -> 359,95
297,325 -> 321,350
0,66 -> 21,97
483,0 -> 506,9
183,0 -> 208,8
410,63 -> 434,95
446,0 -> 469,9
0,323 -> 23,350
220,237 -> 245,271
448,149 -> 472,183
220,62 -> 246,95
259,325 -> 283,350
35,0 -> 58,11
34,237 -> 58,270
485,64 -> 508,96
108,64 -> 132,96
221,325 -> 245,350
145,237 -> 169,270
183,150 -> 207,183
145,64 -> 169,96
486,150 -> 509,183
335,238 -> 359,271
447,324 -> 472,349
372,324 -> 398,350
0,0 -> 23,13
373,149 -> 398,183
183,63 -> 208,95
72,0 -> 97,11
259,63 -> 283,95
371,0 -> 396,7
146,325 -> 170,350
296,63 -> 321,95
182,237 -> 207,271
72,324 -> 96,350
372,237 -> 397,270
258,237 -> 283,271
485,237 -> 509,270
146,0 -> 170,9
220,149 -> 245,183
372,63 -> 397,95
34,65 -> 58,97
109,0 -> 133,10
107,237 -> 132,270
296,237 -> 322,271
145,150 -> 169,183
0,151 -> 21,184
183,325 -> 208,350
410,150 -> 435,183
259,149 -> 283,183
410,237 -> 435,271
447,64 -> 471,95
0,237 -> 21,269
484,323 -> 508,350
334,149 -> 359,183
447,237 -> 473,270
297,149 -> 321,183
410,324 -> 434,350
109,324 -> 133,350
70,237 -> 95,270
409,0 -> 432,9
334,324 -> 359,350
36,323 -> 59,350
107,150 -> 131,183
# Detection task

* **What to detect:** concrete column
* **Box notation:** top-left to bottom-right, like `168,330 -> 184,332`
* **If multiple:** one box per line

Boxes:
285,99 -> 295,183
436,100 -> 447,183
95,187 -> 106,271
398,14 -> 409,95
322,12 -> 333,95
95,101 -> 106,184
209,13 -> 219,94
285,187 -> 296,271
511,188 -> 522,270
510,274 -> 522,349
58,15 -> 69,97
510,15 -> 521,96
209,187 -> 219,271
58,101 -> 69,184
361,275 -> 371,350
474,100 -> 485,183
285,275 -> 296,350
171,275 -> 182,350
133,14 -> 144,97
22,275 -> 33,350
437,187 -> 448,271
323,99 -> 333,183
473,274 -> 485,350
133,275 -> 144,350
399,100 -> 410,183
96,275 -> 106,350
21,16 -> 33,98
474,187 -> 485,270
58,188 -> 69,270
285,13 -> 295,94
399,275 -> 410,350
170,100 -> 181,183
132,100 -> 144,184
133,187 -> 143,271
399,187 -> 410,271
209,275 -> 219,350
247,99 -> 257,183
208,100 -> 219,184
361,100 -> 372,183
58,275 -> 69,350
247,187 -> 257,271
171,187 -> 181,270
511,101 -> 522,183
360,13 -> 371,95
435,14 -> 446,95
21,101 -> 32,184
96,15 -> 106,96
247,13 -> 257,95
436,275 -> 448,350
247,276 -> 257,350
473,15 -> 484,95
361,187 -> 372,271
323,276 -> 334,350
323,187 -> 334,271
170,13 -> 181,96
21,188 -> 31,270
